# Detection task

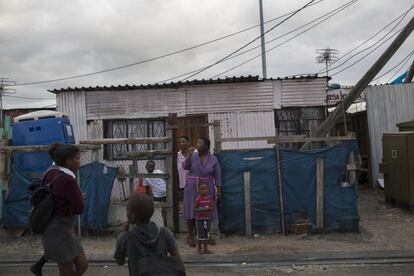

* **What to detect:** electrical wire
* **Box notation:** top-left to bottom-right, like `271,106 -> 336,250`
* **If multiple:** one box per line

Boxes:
211,0 -> 358,78
317,4 -> 414,74
320,7 -> 412,75
329,26 -> 404,76
370,50 -> 414,82
155,0 -> 356,84
178,0 -> 317,81
9,0 -> 325,87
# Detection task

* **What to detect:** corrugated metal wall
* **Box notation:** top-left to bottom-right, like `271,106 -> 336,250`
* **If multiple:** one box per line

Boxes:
281,78 -> 327,107
86,89 -> 185,119
57,91 -> 88,142
56,78 -> 327,141
366,83 -> 414,184
208,111 -> 275,150
186,82 -> 274,114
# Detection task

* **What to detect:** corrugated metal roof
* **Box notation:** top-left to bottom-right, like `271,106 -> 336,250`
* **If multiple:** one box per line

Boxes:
49,74 -> 326,93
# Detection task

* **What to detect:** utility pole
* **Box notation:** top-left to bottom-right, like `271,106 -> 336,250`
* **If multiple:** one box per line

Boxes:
259,0 -> 267,79
0,78 -> 16,128
309,15 -> 414,141
405,58 -> 414,83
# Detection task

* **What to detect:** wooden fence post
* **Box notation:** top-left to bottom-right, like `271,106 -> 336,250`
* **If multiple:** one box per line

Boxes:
165,125 -> 174,230
244,171 -> 252,238
169,114 -> 180,232
275,128 -> 286,235
213,120 -> 222,154
129,159 -> 138,197
347,151 -> 357,184
316,159 -> 324,229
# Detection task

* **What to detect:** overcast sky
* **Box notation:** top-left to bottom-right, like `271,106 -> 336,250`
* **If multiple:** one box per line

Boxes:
1,0 -> 413,108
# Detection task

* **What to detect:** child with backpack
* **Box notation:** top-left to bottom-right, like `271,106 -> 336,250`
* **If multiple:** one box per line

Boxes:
194,182 -> 213,255
37,144 -> 88,276
29,142 -> 62,276
114,193 -> 185,276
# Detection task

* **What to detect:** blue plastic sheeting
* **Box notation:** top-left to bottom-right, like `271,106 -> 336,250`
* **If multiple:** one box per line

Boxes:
217,141 -> 360,235
79,162 -> 117,230
3,170 -> 38,228
218,149 -> 280,234
3,162 -> 117,230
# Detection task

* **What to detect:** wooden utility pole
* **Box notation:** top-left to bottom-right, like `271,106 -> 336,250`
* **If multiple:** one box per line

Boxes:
405,59 -> 414,83
310,16 -> 414,140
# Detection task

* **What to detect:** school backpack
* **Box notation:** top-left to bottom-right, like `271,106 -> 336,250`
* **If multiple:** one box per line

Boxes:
28,170 -> 62,234
127,227 -> 186,276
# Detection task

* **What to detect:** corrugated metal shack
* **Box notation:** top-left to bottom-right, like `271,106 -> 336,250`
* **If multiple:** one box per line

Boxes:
49,75 -> 328,200
51,75 -> 327,147
365,83 -> 414,186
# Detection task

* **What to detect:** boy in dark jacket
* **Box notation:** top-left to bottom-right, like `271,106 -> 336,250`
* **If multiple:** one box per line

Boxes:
114,193 -> 184,275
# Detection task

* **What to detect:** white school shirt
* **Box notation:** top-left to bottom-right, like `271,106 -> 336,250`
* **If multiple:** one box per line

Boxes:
143,169 -> 167,198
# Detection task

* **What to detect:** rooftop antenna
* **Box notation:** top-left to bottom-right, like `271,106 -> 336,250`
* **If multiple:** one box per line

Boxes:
316,47 -> 339,78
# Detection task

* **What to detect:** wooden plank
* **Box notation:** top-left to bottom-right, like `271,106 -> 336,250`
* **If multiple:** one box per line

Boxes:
0,144 -> 100,152
128,173 -> 169,179
79,137 -> 171,145
316,159 -> 324,229
165,126 -> 174,230
244,171 -> 252,238
221,135 -> 355,144
127,150 -> 172,158
348,151 -> 357,184
165,122 -> 218,129
275,129 -> 286,236
222,136 -> 278,142
213,120 -> 222,154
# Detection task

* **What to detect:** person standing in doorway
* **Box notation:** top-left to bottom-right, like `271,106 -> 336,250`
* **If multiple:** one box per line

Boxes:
177,136 -> 192,191
183,137 -> 221,247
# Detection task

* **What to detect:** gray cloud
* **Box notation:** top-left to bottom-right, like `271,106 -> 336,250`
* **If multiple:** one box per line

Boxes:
0,0 -> 413,108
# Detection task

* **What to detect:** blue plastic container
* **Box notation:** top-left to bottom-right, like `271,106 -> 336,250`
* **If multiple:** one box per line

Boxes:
11,113 -> 75,172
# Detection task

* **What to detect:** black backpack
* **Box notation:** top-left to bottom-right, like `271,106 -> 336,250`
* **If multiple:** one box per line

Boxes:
28,170 -> 62,234
127,227 -> 186,276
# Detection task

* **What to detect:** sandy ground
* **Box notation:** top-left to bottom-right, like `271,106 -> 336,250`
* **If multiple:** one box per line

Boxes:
1,187 -> 414,258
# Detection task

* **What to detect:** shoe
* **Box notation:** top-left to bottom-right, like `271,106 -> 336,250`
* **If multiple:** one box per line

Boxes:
30,264 -> 43,276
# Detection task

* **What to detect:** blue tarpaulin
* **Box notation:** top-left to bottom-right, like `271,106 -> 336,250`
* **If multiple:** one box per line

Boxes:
3,162 -> 117,230
2,170 -> 36,228
79,162 -> 117,230
217,141 -> 360,234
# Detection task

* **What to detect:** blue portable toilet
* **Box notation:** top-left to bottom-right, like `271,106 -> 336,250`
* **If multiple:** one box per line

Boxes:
3,111 -> 76,228
12,110 -> 76,172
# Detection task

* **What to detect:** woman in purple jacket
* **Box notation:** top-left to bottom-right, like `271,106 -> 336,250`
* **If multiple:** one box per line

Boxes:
183,137 -> 222,247
41,145 -> 88,276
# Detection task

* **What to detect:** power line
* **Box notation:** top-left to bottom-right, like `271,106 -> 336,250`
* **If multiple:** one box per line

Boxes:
211,0 -> 358,78
8,0 -> 325,87
320,7 -> 412,75
155,0 -> 355,84
179,0 -> 317,81
317,5 -> 414,74
329,26 -> 404,76
386,53 -> 414,83
370,49 -> 414,82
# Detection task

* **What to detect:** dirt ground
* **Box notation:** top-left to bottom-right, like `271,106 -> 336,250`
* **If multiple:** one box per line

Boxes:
1,187 -> 414,258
